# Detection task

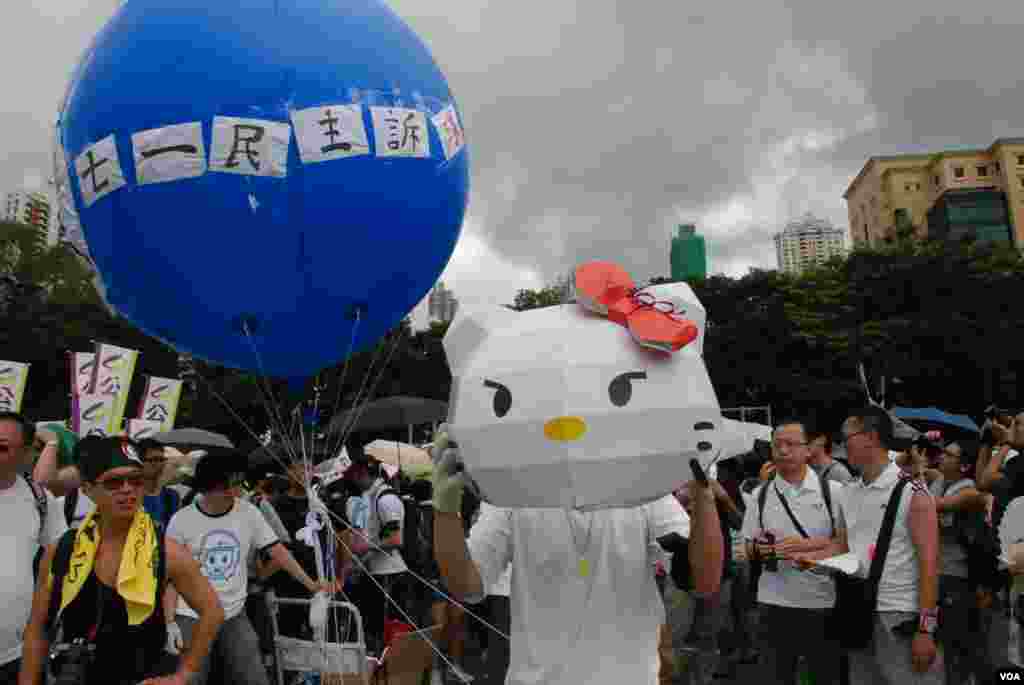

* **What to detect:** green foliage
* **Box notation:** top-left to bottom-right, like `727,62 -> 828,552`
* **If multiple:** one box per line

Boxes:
3,223 -> 1022,441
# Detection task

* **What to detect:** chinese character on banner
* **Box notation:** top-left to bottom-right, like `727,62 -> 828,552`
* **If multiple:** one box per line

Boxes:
137,377 -> 183,433
76,394 -> 114,438
431,105 -> 465,161
371,107 -> 430,158
0,362 -> 29,413
69,352 -> 96,396
127,419 -> 163,441
93,343 -> 139,435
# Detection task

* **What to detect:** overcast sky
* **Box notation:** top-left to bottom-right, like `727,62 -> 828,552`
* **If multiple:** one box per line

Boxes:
4,1 -> 1024,322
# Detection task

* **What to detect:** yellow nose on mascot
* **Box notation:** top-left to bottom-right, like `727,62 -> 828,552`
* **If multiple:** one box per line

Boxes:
543,416 -> 587,442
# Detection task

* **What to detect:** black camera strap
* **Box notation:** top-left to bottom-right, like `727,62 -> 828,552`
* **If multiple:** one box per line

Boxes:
758,470 -> 835,539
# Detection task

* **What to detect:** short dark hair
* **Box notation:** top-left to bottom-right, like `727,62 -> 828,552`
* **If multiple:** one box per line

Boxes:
0,412 -> 34,446
136,438 -> 164,453
846,406 -> 893,448
773,418 -> 807,436
806,428 -> 833,453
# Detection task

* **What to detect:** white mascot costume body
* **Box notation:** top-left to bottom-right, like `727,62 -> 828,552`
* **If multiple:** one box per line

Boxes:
439,261 -> 723,685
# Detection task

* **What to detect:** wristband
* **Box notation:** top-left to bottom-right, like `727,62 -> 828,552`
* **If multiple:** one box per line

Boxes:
918,608 -> 939,635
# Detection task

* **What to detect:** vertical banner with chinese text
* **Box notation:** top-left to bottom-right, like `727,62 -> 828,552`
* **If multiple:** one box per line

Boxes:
0,361 -> 30,413
68,352 -> 96,434
92,343 -> 139,435
77,394 -> 115,437
137,377 -> 183,433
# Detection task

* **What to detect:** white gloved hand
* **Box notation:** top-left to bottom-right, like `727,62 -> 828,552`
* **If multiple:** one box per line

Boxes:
432,446 -> 467,515
165,621 -> 184,655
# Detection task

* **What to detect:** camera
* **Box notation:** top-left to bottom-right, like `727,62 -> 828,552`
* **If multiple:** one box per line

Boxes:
756,532 -> 779,572
49,638 -> 95,685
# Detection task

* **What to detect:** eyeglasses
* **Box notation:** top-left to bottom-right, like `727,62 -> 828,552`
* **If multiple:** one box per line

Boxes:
772,440 -> 808,451
97,475 -> 146,492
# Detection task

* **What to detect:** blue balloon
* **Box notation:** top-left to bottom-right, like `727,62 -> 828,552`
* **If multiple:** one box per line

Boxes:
58,0 -> 469,380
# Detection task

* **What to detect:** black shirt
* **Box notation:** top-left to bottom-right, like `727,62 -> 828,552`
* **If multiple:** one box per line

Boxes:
58,573 -> 171,684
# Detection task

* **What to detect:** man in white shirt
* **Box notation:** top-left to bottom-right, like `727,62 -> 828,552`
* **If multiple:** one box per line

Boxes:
839,406 -> 941,684
0,413 -> 67,681
741,419 -> 846,684
347,455 -> 409,656
432,436 -> 723,685
168,451 -> 330,685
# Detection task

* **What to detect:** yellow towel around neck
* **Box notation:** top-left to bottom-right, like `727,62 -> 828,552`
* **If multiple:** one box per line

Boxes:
51,508 -> 159,625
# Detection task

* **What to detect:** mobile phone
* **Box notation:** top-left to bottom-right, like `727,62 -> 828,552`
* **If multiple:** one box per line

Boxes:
690,458 -> 709,486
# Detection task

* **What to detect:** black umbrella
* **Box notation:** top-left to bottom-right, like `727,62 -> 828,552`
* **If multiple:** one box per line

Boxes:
327,395 -> 448,440
155,428 -> 235,451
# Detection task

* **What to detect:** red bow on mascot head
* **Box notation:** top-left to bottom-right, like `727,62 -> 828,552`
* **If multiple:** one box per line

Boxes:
574,261 -> 699,353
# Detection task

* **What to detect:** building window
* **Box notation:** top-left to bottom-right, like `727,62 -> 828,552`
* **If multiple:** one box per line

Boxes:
1019,177 -> 1024,189
954,166 -> 965,179
934,175 -> 941,186
905,184 -> 912,192
996,162 -> 1002,173
894,208 -> 910,227
978,165 -> 989,177
915,183 -> 921,191
1018,155 -> 1024,167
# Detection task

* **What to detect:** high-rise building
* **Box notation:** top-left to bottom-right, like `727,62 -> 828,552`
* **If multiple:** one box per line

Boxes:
773,214 -> 847,275
670,224 -> 707,281
428,281 -> 458,323
3,191 -> 51,242
844,138 -> 1024,248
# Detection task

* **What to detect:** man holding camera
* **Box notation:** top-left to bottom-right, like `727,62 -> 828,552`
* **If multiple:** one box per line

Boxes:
741,419 -> 847,685
18,437 -> 224,685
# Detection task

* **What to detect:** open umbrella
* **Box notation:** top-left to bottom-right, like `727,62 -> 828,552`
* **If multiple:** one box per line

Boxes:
364,440 -> 433,469
155,428 -> 235,451
892,407 -> 980,437
327,395 -> 448,442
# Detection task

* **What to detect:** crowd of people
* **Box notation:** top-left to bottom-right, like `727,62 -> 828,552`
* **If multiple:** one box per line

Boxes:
1,405 -> 1023,684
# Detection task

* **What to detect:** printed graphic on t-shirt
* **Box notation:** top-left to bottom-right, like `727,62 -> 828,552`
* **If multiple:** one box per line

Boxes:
198,529 -> 242,582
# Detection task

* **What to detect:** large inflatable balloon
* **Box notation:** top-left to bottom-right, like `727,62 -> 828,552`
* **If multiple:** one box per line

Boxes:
444,262 -> 722,510
57,0 -> 469,380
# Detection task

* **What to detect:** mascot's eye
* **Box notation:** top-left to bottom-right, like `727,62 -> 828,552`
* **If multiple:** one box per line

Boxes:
483,380 -> 512,418
608,371 -> 647,407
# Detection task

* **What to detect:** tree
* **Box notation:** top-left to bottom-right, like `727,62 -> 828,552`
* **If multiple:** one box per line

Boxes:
509,285 -> 565,311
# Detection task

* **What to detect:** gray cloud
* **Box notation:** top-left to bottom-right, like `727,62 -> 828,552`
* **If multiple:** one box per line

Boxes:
3,0 -> 1023,309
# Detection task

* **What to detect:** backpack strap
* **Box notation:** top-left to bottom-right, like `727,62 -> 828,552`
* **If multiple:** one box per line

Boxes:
757,479 -> 771,532
21,474 -> 48,543
821,462 -> 835,482
867,478 -> 910,589
45,528 -> 79,642
64,488 -> 79,528
818,471 -> 836,536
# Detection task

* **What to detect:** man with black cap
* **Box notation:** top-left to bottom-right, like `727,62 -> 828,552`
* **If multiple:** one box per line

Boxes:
18,436 -> 224,685
166,449 -> 333,685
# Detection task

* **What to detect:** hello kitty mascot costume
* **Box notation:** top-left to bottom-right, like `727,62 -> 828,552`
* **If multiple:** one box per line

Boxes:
432,262 -> 725,685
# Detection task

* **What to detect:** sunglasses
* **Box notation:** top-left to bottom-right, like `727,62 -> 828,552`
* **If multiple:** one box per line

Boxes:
97,474 -> 146,492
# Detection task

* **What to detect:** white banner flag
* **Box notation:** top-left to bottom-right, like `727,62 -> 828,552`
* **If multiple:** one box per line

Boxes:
76,393 -> 115,437
0,361 -> 30,413
137,377 -> 183,433
127,419 -> 163,441
93,343 -> 139,435
69,352 -> 96,396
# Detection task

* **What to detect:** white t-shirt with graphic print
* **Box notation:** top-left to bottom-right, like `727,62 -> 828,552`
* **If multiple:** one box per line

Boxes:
169,497 -> 279,620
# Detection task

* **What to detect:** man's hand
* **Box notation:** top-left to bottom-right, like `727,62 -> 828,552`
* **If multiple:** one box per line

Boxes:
911,633 -> 937,673
34,428 -> 58,449
993,417 -> 1015,446
165,621 -> 184,655
772,536 -> 807,558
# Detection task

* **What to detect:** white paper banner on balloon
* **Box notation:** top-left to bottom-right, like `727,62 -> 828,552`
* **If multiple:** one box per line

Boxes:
77,393 -> 114,437
132,122 -> 207,185
291,104 -> 370,163
75,135 -> 126,207
0,361 -> 30,413
209,116 -> 290,177
370,107 -> 430,158
431,104 -> 465,161
127,419 -> 162,440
